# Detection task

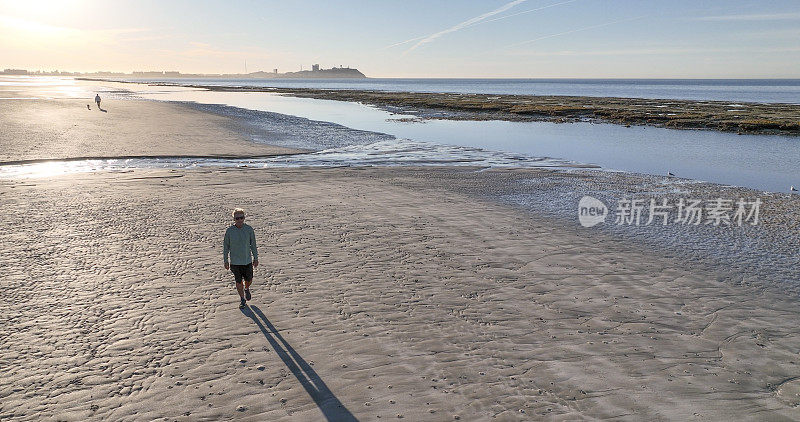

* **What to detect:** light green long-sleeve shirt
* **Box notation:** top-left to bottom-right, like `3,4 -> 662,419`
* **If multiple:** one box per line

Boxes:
223,223 -> 258,265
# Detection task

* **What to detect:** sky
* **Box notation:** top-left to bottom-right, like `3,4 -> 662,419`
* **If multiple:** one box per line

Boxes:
1,0 -> 799,78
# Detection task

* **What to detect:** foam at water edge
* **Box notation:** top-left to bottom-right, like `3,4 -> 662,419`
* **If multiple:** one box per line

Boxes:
0,139 -> 593,179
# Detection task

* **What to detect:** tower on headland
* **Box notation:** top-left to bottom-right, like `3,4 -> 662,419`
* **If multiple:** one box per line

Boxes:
312,64 -> 320,72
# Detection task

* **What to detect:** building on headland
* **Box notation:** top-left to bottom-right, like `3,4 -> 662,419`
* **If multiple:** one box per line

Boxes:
2,68 -> 128,76
245,64 -> 366,79
132,71 -> 182,77
2,69 -> 29,75
4,64 -> 366,79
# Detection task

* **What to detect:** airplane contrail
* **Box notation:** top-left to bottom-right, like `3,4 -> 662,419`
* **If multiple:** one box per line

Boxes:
504,15 -> 646,49
382,35 -> 427,50
403,0 -> 527,54
383,0 -> 577,52
473,0 -> 579,26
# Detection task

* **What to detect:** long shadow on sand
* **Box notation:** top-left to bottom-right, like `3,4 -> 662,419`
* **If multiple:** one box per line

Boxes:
242,305 -> 358,422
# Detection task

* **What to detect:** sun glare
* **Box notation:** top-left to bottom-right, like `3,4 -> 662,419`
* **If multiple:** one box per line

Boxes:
0,15 -> 69,35
0,0 -> 86,40
1,0 -> 84,20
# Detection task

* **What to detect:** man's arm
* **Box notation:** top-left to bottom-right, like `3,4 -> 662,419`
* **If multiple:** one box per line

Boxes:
250,227 -> 259,268
223,230 -> 230,269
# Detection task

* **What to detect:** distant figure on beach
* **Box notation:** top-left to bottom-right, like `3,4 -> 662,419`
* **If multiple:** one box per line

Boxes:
94,94 -> 101,109
223,208 -> 259,309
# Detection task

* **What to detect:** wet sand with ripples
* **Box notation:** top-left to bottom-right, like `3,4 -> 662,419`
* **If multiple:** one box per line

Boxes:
2,92 -> 800,421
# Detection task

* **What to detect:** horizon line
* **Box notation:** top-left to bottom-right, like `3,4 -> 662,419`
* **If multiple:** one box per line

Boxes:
3,70 -> 800,80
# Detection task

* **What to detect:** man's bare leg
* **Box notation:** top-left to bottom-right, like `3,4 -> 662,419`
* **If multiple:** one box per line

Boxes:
244,279 -> 252,301
236,281 -> 247,308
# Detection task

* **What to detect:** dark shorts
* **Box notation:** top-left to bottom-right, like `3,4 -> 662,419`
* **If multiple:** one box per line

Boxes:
230,263 -> 253,283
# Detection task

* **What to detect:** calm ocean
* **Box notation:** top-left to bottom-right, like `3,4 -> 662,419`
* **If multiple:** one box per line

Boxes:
127,78 -> 800,104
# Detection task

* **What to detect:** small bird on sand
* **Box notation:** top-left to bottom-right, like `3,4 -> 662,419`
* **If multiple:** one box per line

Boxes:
667,172 -> 675,177
791,186 -> 798,192
87,104 -> 91,110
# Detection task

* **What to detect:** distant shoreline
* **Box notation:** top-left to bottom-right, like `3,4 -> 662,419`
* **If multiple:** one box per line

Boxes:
84,77 -> 800,136
6,66 -> 366,79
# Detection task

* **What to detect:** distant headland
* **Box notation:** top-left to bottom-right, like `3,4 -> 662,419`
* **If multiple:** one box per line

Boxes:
1,64 -> 366,79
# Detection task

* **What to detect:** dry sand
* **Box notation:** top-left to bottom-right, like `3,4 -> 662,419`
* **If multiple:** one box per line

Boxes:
0,98 -> 299,163
2,94 -> 800,421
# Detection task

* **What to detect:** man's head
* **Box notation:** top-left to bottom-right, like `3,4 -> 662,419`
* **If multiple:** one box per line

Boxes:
232,208 -> 245,227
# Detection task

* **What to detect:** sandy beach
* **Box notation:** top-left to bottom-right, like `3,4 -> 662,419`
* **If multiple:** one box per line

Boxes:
0,98 -> 299,164
2,92 -> 800,421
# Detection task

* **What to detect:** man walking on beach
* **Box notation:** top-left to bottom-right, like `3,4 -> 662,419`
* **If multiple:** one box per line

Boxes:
223,208 -> 259,309
94,94 -> 101,109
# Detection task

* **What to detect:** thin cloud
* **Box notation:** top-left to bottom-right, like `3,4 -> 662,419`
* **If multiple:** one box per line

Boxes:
740,27 -> 800,39
0,14 -> 77,34
403,0 -> 527,54
383,0 -> 576,52
0,15 -> 149,37
476,0 -> 579,26
0,14 -> 151,48
506,46 -> 800,57
118,34 -> 171,43
382,35 -> 427,50
177,42 -> 266,58
693,12 -> 800,21
504,15 -> 646,49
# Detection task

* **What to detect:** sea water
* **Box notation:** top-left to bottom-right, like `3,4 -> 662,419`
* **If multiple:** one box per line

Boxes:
128,77 -> 800,104
126,84 -> 799,193
2,76 -> 798,193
